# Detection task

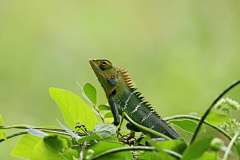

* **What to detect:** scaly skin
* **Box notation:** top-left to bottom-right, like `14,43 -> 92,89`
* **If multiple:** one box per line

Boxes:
90,59 -> 179,139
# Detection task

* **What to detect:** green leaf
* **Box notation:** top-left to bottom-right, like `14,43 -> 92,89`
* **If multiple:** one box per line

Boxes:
98,104 -> 111,110
205,111 -> 230,125
27,128 -> 49,138
171,120 -> 202,133
62,148 -> 79,160
31,135 -> 68,160
149,140 -> 177,160
78,134 -> 102,143
154,139 -> 187,154
11,134 -> 42,158
49,88 -> 99,129
94,123 -> 117,141
83,83 -> 97,105
192,151 -> 217,160
236,143 -> 240,157
138,151 -> 159,160
84,141 -> 132,160
104,112 -> 113,118
181,137 -> 214,160
0,115 -> 8,143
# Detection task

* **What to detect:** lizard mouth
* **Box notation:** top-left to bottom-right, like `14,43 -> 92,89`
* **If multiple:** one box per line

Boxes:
89,59 -> 108,78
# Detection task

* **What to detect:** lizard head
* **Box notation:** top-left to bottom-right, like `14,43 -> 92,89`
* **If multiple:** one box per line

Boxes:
89,59 -> 119,96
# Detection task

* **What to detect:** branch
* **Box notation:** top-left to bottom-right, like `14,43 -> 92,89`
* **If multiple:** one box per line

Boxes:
164,115 -> 232,141
189,79 -> 240,145
123,112 -> 172,141
0,131 -> 28,143
223,131 -> 240,160
91,146 -> 182,160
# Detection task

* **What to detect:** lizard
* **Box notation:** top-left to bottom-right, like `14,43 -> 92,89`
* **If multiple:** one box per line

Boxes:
89,59 -> 179,139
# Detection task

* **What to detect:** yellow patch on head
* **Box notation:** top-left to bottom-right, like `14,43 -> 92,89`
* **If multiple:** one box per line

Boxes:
102,60 -> 112,67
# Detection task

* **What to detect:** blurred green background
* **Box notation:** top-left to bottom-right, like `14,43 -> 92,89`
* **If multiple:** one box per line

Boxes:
1,0 -> 240,159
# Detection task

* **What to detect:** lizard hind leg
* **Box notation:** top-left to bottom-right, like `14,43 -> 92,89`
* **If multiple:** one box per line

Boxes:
126,122 -> 141,132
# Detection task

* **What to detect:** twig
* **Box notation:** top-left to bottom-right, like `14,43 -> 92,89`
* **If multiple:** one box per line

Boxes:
190,79 -> 240,145
123,112 -> 172,141
90,146 -> 182,160
223,131 -> 240,160
164,115 -> 232,141
0,131 -> 28,143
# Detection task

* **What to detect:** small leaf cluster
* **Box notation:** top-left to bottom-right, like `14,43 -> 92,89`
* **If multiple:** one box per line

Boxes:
215,98 -> 240,137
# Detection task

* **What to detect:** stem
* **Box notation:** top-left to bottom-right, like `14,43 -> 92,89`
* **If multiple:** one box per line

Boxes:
189,79 -> 240,145
0,131 -> 28,143
91,146 -> 182,160
80,141 -> 87,160
227,111 -> 239,135
123,112 -> 172,141
117,113 -> 125,138
93,104 -> 105,123
40,129 -> 71,136
163,115 -> 232,141
163,149 -> 182,159
0,125 -> 35,129
79,127 -> 98,144
0,125 -> 87,137
223,131 -> 240,160
215,151 -> 218,160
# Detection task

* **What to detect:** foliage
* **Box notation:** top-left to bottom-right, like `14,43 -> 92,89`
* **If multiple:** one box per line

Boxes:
1,80 -> 240,160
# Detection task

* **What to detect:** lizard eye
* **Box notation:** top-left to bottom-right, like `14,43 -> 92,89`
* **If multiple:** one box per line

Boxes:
111,75 -> 115,79
100,60 -> 112,70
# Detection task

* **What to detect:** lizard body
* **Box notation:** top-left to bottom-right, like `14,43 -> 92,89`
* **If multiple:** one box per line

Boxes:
90,59 -> 179,139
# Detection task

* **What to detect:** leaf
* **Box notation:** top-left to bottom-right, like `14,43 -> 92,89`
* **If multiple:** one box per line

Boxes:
138,151 -> 159,160
181,137 -> 214,160
49,88 -> 99,129
154,139 -> 187,154
236,143 -> 240,157
94,123 -> 116,140
98,104 -> 111,110
62,148 -> 79,160
104,112 -> 113,118
83,141 -> 132,160
149,140 -> 177,160
83,83 -> 97,105
11,134 -> 42,158
31,135 -> 68,160
0,115 -> 8,143
27,128 -> 49,138
171,120 -> 202,133
78,134 -> 102,143
205,111 -> 230,125
192,151 -> 217,160
57,119 -> 80,140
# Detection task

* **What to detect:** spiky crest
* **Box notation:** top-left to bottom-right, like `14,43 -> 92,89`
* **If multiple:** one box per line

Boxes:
117,67 -> 161,118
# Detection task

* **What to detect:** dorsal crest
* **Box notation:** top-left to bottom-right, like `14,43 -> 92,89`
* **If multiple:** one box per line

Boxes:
117,67 -> 134,89
117,67 -> 161,118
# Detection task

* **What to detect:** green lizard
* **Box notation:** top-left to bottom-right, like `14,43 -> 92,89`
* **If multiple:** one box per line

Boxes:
90,59 -> 179,139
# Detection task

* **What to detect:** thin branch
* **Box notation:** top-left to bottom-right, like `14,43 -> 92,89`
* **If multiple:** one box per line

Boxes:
90,146 -> 182,160
223,131 -> 240,160
0,125 -> 86,138
164,115 -> 232,141
189,79 -> 240,145
80,141 -> 87,160
123,112 -> 172,141
0,131 -> 28,143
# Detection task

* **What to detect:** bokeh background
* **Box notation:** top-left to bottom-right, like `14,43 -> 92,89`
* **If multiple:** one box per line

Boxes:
1,0 -> 240,159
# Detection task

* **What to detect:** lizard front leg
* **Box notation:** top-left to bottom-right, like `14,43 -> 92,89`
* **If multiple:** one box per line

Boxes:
108,90 -> 120,126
